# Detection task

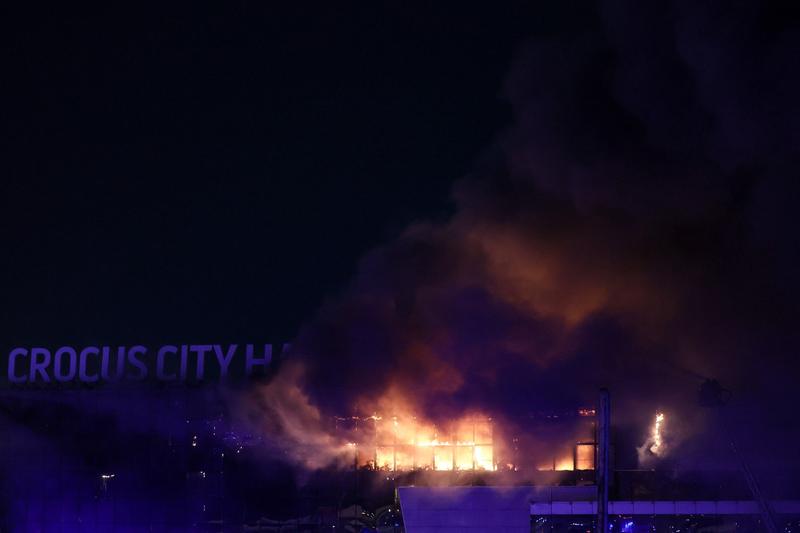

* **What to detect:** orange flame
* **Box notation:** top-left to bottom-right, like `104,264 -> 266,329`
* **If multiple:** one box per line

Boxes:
349,414 -> 496,471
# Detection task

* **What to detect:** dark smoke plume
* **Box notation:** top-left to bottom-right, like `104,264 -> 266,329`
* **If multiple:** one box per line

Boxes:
245,0 -> 800,475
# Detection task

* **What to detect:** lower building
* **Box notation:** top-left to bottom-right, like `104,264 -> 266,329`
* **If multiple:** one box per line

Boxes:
398,486 -> 800,532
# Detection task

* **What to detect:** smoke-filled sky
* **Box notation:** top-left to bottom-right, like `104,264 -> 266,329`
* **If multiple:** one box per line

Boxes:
2,0 -> 800,526
283,0 -> 800,466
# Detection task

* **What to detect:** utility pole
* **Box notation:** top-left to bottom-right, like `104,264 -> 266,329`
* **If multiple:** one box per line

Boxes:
597,389 -> 610,533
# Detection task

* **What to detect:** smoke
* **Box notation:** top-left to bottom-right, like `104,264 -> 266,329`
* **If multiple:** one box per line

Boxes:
228,360 -> 354,470
246,0 -> 800,472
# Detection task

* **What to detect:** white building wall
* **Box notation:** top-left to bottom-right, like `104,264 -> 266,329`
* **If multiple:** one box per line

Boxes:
398,485 -> 594,533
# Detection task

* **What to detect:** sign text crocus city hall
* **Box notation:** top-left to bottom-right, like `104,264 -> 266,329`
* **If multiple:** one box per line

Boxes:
5,344 -> 288,384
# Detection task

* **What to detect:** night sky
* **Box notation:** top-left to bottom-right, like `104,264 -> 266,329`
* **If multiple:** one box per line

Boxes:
1,2 -> 555,345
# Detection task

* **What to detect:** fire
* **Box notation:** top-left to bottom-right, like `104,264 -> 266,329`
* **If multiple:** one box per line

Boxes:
538,450 -> 593,471
637,411 -> 668,464
554,455 -> 575,471
345,415 -> 496,471
649,412 -> 665,455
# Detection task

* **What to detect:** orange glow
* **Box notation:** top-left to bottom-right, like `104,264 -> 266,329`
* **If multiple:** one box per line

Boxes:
348,414 -> 496,471
474,445 -> 494,471
434,446 -> 454,471
555,455 -> 574,471
376,447 -> 394,470
575,443 -> 595,470
536,443 -> 597,471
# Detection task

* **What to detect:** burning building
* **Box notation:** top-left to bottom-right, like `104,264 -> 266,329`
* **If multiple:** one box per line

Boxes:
329,406 -> 599,479
336,415 -> 496,472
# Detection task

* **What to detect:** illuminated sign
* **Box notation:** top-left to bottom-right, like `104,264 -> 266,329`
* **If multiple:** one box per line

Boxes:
4,343 -> 288,384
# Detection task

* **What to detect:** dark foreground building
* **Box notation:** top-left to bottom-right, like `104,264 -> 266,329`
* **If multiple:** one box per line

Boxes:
399,486 -> 800,532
